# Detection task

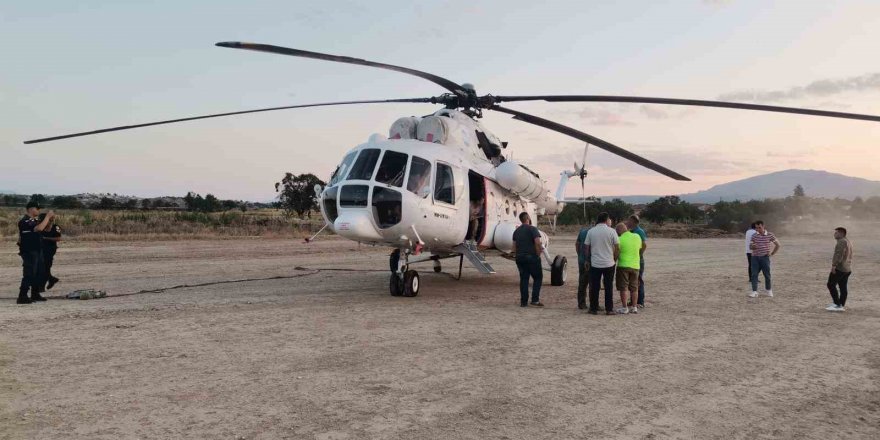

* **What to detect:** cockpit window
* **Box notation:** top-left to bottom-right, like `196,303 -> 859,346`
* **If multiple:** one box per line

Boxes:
330,151 -> 358,186
435,162 -> 455,204
407,156 -> 432,196
346,148 -> 380,181
375,150 -> 408,187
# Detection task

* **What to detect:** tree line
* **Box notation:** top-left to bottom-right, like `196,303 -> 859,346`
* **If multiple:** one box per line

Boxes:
1,193 -> 247,212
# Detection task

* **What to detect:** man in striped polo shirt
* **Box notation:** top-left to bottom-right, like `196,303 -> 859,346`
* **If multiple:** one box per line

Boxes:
749,220 -> 781,298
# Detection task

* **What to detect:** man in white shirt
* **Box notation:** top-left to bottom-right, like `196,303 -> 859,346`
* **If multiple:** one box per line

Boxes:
745,222 -> 757,287
585,212 -> 620,315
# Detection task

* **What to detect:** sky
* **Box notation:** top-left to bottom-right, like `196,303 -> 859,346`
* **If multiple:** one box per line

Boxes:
3,0 -> 879,201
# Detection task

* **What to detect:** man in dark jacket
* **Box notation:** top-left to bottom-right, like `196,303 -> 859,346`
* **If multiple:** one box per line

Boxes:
41,215 -> 62,290
17,202 -> 54,304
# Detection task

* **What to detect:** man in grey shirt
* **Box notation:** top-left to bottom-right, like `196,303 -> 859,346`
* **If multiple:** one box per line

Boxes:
585,212 -> 620,315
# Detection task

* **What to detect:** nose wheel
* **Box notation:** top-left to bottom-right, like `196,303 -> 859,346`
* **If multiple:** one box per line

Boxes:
389,249 -> 419,297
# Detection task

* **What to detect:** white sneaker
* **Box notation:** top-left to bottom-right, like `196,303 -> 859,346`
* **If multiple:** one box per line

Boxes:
836,306 -> 846,312
748,291 -> 759,298
616,307 -> 629,314
826,304 -> 839,311
764,290 -> 774,297
629,306 -> 638,314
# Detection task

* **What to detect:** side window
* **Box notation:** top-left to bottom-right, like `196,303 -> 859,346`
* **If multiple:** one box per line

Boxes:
330,151 -> 358,186
375,151 -> 408,187
346,149 -> 380,181
407,156 -> 432,196
434,163 -> 455,205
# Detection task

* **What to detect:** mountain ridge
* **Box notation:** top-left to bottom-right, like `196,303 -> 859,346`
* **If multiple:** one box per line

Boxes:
599,169 -> 880,204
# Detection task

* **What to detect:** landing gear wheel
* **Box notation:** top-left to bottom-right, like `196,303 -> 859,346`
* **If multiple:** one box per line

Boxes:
403,270 -> 420,297
551,255 -> 567,286
433,260 -> 442,273
389,274 -> 403,296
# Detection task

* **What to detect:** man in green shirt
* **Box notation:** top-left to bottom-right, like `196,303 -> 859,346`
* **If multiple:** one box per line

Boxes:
615,223 -> 642,314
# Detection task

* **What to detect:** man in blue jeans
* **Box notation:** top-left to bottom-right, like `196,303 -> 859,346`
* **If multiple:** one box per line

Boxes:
749,220 -> 780,298
511,212 -> 544,307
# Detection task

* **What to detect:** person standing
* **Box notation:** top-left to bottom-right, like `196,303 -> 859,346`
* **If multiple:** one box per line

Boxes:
511,212 -> 543,307
625,215 -> 647,308
614,223 -> 642,314
575,223 -> 592,310
826,227 -> 853,312
585,212 -> 620,315
41,217 -> 63,290
749,220 -> 780,298
17,203 -> 53,304
745,222 -> 757,287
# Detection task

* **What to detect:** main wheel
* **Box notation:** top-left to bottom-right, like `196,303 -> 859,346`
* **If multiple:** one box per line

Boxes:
403,270 -> 420,297
551,255 -> 567,286
389,274 -> 403,296
433,260 -> 442,273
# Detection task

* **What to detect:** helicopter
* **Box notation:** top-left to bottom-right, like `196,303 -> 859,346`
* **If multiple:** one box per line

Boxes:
26,42 -> 880,298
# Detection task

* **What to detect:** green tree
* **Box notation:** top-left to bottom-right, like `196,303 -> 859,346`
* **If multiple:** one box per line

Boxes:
96,197 -> 117,210
51,195 -> 84,209
29,194 -> 48,207
275,173 -> 326,218
793,184 -> 805,197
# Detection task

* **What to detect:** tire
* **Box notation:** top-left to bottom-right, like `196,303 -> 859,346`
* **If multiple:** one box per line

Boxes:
433,261 -> 442,273
403,270 -> 420,297
551,255 -> 567,286
389,274 -> 403,296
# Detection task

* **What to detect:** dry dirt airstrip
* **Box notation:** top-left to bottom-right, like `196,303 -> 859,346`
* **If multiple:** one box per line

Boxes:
1,235 -> 878,439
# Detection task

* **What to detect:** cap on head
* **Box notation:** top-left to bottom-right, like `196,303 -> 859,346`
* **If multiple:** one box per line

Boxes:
834,227 -> 847,236
629,214 -> 640,225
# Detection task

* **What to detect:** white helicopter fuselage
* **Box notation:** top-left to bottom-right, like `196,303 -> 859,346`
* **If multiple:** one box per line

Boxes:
316,109 -> 563,256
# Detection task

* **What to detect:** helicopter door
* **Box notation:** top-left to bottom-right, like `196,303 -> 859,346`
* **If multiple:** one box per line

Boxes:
465,171 -> 487,244
431,161 -> 467,244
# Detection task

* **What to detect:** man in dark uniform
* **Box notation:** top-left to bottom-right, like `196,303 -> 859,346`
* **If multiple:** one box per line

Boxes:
41,214 -> 62,290
511,212 -> 544,307
17,202 -> 54,304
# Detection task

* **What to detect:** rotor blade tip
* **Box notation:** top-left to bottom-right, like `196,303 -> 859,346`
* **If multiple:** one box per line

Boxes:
215,41 -> 242,48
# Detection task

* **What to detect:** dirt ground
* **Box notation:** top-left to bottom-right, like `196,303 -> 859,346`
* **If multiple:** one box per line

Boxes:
1,235 -> 878,440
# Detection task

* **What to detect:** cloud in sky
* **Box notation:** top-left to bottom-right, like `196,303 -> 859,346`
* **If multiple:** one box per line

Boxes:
718,72 -> 880,103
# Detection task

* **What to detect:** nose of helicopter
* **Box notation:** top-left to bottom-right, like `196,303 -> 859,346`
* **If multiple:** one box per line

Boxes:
334,210 -> 384,242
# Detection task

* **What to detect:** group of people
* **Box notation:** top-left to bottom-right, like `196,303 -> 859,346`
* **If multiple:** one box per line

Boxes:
512,211 -> 647,315
16,202 -> 62,305
513,211 -> 855,314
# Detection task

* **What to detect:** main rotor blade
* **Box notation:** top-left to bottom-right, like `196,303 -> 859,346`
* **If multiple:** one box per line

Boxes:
491,105 -> 690,181
493,95 -> 880,123
23,98 -> 434,144
217,42 -> 467,96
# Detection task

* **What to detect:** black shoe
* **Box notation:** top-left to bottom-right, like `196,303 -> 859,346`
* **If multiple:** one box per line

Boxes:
520,303 -> 528,307
578,304 -> 587,310
17,296 -> 32,305
587,309 -> 598,315
47,277 -> 59,290
31,293 -> 47,302
530,302 -> 544,307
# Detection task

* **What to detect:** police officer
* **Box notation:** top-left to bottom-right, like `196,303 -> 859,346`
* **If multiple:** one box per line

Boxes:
17,202 -> 54,304
41,214 -> 62,290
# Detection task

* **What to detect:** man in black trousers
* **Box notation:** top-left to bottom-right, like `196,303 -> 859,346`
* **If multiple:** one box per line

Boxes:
826,227 -> 853,312
17,202 -> 54,304
585,212 -> 620,315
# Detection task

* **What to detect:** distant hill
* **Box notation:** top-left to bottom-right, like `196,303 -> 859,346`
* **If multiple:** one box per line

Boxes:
601,169 -> 880,204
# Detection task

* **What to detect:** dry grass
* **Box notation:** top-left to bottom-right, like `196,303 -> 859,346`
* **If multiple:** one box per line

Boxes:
0,207 -> 324,241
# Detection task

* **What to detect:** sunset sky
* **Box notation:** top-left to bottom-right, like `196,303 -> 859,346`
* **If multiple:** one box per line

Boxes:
3,0 -> 879,201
